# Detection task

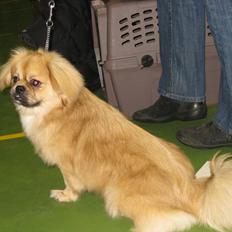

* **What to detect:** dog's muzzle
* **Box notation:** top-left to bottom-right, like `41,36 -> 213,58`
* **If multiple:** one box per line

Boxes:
11,85 -> 41,108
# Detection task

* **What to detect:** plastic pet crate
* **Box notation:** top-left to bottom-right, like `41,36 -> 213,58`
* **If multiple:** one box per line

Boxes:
92,0 -> 160,116
205,22 -> 220,105
91,0 -> 220,117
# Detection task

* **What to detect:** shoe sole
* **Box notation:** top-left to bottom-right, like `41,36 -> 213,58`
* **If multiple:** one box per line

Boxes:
134,115 -> 206,123
175,110 -> 207,121
176,137 -> 232,149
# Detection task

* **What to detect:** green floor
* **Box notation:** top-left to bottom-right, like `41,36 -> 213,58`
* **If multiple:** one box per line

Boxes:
0,1 -> 230,232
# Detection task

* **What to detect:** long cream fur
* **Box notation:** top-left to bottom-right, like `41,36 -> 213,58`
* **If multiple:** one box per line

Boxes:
1,48 -> 232,232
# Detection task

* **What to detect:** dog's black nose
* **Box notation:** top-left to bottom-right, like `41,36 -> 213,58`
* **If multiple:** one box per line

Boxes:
16,85 -> 26,94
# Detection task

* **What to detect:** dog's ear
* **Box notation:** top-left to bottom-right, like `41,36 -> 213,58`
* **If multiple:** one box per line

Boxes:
0,47 -> 29,90
0,60 -> 12,90
46,51 -> 85,104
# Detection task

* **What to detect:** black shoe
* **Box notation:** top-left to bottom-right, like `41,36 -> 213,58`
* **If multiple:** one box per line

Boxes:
176,121 -> 232,149
132,96 -> 207,123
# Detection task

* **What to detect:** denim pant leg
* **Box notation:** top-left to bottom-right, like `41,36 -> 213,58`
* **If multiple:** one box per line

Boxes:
205,0 -> 232,134
157,0 -> 206,102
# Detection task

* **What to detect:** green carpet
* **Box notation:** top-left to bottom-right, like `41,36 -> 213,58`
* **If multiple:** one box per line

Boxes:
0,0 -> 229,231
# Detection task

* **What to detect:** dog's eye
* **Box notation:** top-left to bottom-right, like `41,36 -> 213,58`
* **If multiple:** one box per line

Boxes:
30,79 -> 41,88
12,75 -> 19,84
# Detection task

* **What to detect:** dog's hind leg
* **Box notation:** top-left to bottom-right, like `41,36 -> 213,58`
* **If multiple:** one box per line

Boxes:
104,186 -> 197,232
133,210 -> 197,232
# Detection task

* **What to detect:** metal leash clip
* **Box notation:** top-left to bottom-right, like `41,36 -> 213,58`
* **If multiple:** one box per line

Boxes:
45,0 -> 55,51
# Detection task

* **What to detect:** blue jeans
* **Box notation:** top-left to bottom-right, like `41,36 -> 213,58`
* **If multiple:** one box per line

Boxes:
157,0 -> 232,134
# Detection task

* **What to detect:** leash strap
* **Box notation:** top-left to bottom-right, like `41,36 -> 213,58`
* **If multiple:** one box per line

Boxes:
45,0 -> 55,51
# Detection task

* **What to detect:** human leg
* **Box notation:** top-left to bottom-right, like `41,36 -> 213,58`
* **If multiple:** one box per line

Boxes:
158,0 -> 205,102
176,0 -> 232,148
206,0 -> 232,135
133,0 -> 207,122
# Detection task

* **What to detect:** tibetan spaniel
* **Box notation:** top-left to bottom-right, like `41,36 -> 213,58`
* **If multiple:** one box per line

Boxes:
1,48 -> 232,232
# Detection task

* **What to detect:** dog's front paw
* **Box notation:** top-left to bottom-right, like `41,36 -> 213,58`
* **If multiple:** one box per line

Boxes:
50,189 -> 79,202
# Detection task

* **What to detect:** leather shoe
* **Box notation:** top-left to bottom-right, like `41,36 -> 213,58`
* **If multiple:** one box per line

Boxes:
132,96 -> 207,122
176,122 -> 232,148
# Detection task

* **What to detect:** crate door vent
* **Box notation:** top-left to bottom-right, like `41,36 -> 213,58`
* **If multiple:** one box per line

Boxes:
119,9 -> 157,48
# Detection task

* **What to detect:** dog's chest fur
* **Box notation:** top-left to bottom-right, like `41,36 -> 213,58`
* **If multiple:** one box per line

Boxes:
20,114 -> 35,134
20,114 -> 58,165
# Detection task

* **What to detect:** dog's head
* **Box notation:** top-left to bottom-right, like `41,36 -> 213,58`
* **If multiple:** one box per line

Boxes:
0,48 -> 84,110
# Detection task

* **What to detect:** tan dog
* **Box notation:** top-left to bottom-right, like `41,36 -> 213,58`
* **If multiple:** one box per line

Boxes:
1,48 -> 232,232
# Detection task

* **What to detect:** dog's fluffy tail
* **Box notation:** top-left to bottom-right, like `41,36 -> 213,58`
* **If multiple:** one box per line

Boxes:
197,153 -> 232,231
